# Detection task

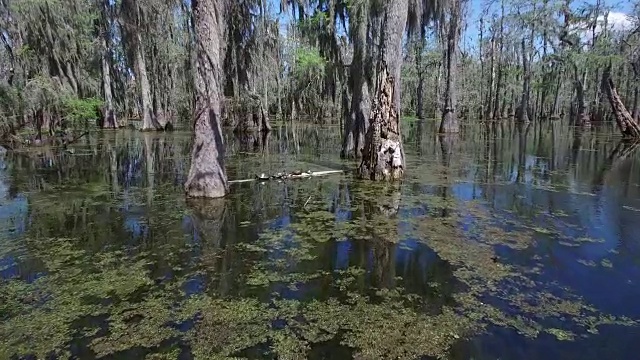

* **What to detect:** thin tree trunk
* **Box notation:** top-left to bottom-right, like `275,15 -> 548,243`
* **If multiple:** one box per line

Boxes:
574,65 -> 591,127
260,0 -> 269,128
517,38 -> 531,124
509,86 -> 516,117
185,0 -> 228,198
500,87 -> 508,117
151,42 -> 168,129
492,0 -> 505,120
231,43 -> 240,100
479,16 -> 484,119
538,0 -> 549,120
485,34 -> 495,120
632,84 -> 639,122
552,67 -> 563,117
434,61 -> 442,118
415,36 -> 425,119
534,87 -> 541,121
436,29 -> 446,118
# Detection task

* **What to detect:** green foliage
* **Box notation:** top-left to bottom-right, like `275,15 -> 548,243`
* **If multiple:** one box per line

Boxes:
287,45 -> 329,119
62,97 -> 103,123
299,10 -> 329,31
23,76 -> 65,109
293,46 -> 326,76
0,85 -> 22,118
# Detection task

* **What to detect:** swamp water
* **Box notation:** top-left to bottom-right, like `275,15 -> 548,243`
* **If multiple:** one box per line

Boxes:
1,120 -> 640,359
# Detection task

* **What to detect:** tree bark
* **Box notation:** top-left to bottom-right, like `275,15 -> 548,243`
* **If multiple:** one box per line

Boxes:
508,86 -> 516,117
260,0 -> 270,126
479,16 -> 484,119
434,59 -> 442,118
185,0 -> 229,198
602,64 -> 640,138
134,31 -> 160,131
550,66 -> 563,118
574,65 -> 591,127
358,1 -> 407,180
359,65 -> 404,180
341,2 -> 370,159
415,36 -> 425,119
485,33 -> 495,120
491,0 -> 505,120
517,38 -> 531,124
632,84 -> 639,122
121,0 -> 161,130
99,0 -> 117,129
439,0 -> 461,133
630,61 -> 639,121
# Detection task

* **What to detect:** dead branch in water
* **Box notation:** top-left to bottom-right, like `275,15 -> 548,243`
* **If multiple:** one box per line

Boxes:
602,63 -> 640,138
228,170 -> 344,184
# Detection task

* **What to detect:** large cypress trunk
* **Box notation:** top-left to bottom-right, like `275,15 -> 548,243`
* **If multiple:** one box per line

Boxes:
439,0 -> 461,133
185,0 -> 228,198
358,0 -> 407,180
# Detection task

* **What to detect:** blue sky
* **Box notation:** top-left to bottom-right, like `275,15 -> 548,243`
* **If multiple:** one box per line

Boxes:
266,0 -> 637,52
462,0 -> 637,48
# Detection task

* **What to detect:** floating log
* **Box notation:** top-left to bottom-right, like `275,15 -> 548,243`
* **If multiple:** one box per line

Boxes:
228,170 -> 344,184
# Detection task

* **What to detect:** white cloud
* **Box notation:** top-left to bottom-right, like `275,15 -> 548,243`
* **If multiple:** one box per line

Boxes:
597,11 -> 634,33
569,11 -> 635,47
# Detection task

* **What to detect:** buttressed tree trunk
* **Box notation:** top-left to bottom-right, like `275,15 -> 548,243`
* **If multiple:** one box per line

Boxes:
602,64 -> 640,138
185,0 -> 228,198
439,0 -> 461,133
358,0 -> 407,180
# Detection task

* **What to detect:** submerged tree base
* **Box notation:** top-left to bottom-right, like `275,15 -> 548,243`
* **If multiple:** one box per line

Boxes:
227,94 -> 272,133
184,0 -> 228,199
98,105 -> 118,129
358,65 -> 404,181
439,109 -> 460,133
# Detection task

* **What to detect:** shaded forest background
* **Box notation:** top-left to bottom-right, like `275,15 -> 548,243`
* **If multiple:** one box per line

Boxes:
1,0 -> 640,145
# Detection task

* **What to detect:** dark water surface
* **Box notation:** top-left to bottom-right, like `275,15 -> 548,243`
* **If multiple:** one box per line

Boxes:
2,120 -> 640,359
